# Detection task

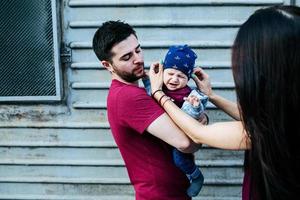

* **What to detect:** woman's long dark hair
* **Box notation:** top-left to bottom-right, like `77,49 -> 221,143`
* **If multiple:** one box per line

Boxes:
232,6 -> 300,200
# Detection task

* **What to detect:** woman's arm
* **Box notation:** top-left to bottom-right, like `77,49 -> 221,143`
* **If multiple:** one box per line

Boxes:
149,62 -> 249,150
192,67 -> 240,120
208,93 -> 240,121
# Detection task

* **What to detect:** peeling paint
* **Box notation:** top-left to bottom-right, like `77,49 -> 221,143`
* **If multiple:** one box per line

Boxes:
0,105 -> 70,122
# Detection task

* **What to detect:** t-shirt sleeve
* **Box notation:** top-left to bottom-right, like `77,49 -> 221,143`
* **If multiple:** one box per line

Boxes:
117,86 -> 164,134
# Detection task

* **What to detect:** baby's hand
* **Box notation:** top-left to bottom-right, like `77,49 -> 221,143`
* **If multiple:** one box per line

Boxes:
183,95 -> 200,107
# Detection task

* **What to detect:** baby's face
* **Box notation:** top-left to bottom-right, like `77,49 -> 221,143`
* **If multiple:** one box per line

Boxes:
163,68 -> 188,91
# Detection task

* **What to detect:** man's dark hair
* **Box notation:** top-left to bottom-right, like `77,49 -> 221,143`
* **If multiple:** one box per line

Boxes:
92,20 -> 137,62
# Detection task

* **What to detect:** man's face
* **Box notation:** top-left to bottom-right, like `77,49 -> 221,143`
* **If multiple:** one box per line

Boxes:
109,34 -> 144,83
163,68 -> 188,91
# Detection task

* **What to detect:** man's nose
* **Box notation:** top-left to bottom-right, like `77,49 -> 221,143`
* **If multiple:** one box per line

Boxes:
133,52 -> 143,64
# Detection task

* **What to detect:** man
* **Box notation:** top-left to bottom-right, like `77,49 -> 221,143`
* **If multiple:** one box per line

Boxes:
93,20 -> 200,200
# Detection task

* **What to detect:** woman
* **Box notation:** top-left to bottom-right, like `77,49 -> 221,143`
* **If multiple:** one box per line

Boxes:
149,6 -> 300,200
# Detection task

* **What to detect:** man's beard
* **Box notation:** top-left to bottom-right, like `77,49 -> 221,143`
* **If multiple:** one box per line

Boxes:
112,65 -> 144,83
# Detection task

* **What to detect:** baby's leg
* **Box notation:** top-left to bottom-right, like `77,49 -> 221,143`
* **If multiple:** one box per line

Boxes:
172,148 -> 204,197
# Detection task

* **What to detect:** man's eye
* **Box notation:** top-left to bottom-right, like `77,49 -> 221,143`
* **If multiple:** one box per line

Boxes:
136,47 -> 141,52
123,55 -> 130,61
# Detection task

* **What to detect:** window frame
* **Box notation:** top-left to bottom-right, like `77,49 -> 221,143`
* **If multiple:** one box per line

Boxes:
0,0 -> 62,102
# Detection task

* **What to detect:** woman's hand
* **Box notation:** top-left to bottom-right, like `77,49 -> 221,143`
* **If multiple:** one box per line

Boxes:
192,67 -> 213,98
149,61 -> 164,94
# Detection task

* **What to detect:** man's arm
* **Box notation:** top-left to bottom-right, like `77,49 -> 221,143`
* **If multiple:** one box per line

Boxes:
146,112 -> 201,153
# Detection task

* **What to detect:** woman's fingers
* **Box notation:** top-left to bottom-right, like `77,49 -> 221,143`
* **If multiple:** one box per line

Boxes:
192,67 -> 213,97
149,61 -> 164,93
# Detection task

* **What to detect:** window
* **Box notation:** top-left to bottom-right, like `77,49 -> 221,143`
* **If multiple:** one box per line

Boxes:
0,0 -> 61,102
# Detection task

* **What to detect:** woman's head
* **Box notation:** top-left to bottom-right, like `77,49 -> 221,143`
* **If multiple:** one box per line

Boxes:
232,6 -> 300,199
232,6 -> 300,118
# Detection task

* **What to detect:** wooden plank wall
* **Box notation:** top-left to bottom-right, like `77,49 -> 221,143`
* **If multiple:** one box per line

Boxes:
0,0 -> 292,199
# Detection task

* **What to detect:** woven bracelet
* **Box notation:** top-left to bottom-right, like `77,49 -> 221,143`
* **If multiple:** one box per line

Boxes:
151,89 -> 163,97
158,95 -> 166,105
162,97 -> 171,107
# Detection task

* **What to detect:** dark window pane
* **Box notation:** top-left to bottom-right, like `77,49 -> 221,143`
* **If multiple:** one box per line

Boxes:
0,0 -> 59,98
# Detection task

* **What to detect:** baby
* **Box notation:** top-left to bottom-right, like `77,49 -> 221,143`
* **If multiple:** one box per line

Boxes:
143,44 -> 208,197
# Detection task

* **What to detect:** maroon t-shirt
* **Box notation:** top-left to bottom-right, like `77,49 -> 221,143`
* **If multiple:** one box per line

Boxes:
242,169 -> 251,200
242,153 -> 258,200
107,80 -> 190,200
163,85 -> 192,108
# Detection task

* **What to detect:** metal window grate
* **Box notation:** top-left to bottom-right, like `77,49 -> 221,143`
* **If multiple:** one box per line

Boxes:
0,0 -> 61,101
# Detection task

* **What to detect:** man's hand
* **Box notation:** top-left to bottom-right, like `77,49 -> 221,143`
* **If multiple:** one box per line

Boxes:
198,113 -> 209,125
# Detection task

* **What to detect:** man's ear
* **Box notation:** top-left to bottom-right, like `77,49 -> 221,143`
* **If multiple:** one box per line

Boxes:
101,60 -> 113,73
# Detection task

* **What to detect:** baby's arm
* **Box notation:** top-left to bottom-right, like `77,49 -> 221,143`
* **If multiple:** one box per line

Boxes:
181,89 -> 208,121
141,73 -> 152,96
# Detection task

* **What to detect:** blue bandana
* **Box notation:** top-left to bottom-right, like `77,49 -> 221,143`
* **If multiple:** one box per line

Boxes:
163,45 -> 197,79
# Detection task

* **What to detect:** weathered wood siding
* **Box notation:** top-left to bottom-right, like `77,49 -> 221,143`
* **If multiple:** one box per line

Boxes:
0,0 -> 293,199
